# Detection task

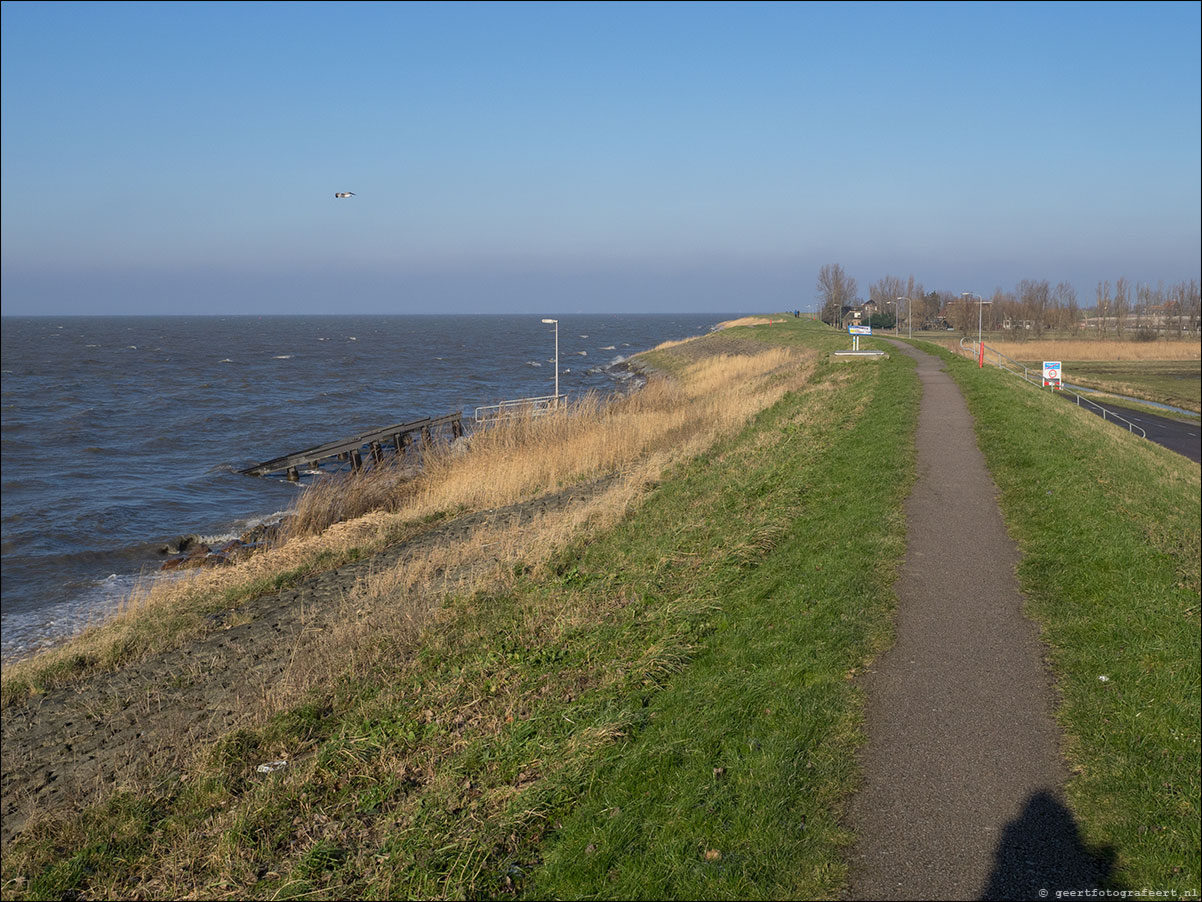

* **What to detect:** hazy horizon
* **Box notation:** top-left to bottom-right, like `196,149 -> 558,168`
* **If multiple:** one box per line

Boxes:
3,1 -> 1199,316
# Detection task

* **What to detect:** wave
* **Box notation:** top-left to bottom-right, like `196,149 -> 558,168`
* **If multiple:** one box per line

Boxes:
1,569 -> 168,660
195,509 -> 291,546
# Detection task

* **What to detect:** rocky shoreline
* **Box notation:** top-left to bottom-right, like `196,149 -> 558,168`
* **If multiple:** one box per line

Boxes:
156,517 -> 291,572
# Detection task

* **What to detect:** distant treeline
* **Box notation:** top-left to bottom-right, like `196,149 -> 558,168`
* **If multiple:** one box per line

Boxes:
815,265 -> 1201,337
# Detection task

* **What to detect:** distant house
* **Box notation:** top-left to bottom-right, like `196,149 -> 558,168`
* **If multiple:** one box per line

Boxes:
840,301 -> 878,329
1002,317 -> 1036,330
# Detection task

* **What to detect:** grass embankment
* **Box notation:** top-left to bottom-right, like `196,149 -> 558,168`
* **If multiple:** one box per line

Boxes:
928,341 -> 1201,894
1,319 -> 920,899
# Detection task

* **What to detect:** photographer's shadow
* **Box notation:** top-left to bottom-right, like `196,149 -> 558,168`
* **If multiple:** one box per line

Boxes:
981,791 -> 1118,900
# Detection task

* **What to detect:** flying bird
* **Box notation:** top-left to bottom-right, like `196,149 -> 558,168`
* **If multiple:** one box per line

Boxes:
334,192 -> 356,198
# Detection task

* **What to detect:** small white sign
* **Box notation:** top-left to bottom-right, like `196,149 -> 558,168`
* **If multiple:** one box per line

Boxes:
1043,360 -> 1062,389
849,325 -> 872,335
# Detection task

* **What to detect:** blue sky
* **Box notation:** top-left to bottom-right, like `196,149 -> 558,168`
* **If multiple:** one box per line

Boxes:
2,0 -> 1199,315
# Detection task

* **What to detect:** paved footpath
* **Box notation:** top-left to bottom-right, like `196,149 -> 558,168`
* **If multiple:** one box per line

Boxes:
844,342 -> 1109,900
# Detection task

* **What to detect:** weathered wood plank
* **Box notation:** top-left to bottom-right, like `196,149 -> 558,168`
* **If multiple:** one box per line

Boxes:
241,412 -> 462,477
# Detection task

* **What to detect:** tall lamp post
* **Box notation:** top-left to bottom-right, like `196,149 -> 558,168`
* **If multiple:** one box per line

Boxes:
541,318 -> 559,404
897,297 -> 913,340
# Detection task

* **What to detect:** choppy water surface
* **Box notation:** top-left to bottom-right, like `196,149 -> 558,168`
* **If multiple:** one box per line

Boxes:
1,314 -> 731,657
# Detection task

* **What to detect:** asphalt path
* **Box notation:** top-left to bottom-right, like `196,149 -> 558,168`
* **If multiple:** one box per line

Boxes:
1057,393 -> 1201,462
845,341 -> 1110,900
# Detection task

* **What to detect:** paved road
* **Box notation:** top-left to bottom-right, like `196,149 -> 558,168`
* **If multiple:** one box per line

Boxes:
1058,393 -> 1201,462
845,342 -> 1110,900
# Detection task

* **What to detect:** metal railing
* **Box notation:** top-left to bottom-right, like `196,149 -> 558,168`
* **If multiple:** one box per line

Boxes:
474,394 -> 565,422
959,339 -> 1147,439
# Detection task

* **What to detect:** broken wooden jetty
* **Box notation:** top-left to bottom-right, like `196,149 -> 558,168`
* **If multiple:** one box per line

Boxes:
241,411 -> 464,481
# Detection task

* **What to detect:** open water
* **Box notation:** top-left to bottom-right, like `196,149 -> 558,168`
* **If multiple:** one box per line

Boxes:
1,313 -> 733,658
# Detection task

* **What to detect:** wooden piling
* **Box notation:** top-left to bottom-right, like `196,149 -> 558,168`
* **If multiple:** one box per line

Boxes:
240,411 -> 463,479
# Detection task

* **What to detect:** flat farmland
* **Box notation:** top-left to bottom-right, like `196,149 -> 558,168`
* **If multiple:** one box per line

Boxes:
936,338 -> 1202,412
1050,360 -> 1200,413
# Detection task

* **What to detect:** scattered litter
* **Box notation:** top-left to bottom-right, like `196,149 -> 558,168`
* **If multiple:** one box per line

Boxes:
1097,675 -> 1110,682
256,760 -> 288,773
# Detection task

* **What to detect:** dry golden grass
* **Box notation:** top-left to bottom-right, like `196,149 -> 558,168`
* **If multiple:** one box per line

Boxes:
715,315 -> 779,329
2,342 -> 815,704
217,344 -> 817,738
936,337 -> 1201,362
265,469 -> 654,715
276,458 -> 421,542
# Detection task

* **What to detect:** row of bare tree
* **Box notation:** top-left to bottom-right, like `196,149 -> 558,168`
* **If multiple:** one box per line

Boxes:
815,264 -> 1201,338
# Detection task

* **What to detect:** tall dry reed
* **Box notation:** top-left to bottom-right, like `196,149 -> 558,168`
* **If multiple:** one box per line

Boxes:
938,337 -> 1201,361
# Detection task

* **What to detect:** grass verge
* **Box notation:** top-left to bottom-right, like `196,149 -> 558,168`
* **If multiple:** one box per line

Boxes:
928,341 -> 1201,893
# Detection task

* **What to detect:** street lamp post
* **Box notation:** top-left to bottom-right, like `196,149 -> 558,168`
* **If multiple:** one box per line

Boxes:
897,297 -> 913,340
541,318 -> 559,404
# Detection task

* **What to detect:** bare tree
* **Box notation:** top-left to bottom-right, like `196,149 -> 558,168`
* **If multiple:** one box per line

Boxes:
1183,279 -> 1201,336
948,294 -> 977,336
868,274 -> 925,333
1017,279 -> 1050,336
869,275 -> 904,330
1169,281 -> 1186,333
922,291 -> 944,329
1135,282 -> 1156,333
869,275 -> 905,305
903,275 -> 924,333
1053,282 -> 1079,332
997,292 -> 1023,337
1096,281 -> 1112,337
817,264 -> 858,326
1114,277 -> 1130,338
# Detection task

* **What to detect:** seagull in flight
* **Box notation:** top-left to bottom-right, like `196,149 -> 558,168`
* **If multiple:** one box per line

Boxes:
334,192 -> 356,198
